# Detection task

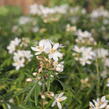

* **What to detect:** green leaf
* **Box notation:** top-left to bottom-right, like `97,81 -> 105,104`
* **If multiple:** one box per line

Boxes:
34,84 -> 40,106
24,82 -> 37,104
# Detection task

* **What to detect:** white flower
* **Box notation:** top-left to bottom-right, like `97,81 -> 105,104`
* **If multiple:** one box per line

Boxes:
32,26 -> 39,33
89,96 -> 109,109
14,50 -> 32,60
13,50 -> 25,59
75,29 -> 96,45
14,50 -> 25,59
23,50 -> 33,61
7,43 -> 16,54
11,37 -> 21,46
7,37 -> 21,54
20,38 -> 30,47
73,45 -> 95,66
90,7 -> 109,19
29,4 -> 68,16
31,39 -> 52,55
19,16 -> 32,25
66,24 -> 77,32
53,61 -> 64,72
48,43 -> 63,61
104,58 -> 109,67
29,4 -> 42,15
52,92 -> 67,109
12,25 -> 19,32
31,39 -> 63,62
26,78 -> 32,82
13,50 -> 32,70
100,70 -> 108,78
76,29 -> 92,38
13,58 -> 25,70
53,4 -> 68,14
106,78 -> 109,87
95,48 -> 109,58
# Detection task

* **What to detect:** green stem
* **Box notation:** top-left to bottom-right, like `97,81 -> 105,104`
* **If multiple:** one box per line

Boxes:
2,104 -> 7,109
41,100 -> 44,109
96,59 -> 100,97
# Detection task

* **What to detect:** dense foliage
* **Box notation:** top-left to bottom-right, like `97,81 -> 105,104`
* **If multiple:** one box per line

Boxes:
1,1 -> 109,109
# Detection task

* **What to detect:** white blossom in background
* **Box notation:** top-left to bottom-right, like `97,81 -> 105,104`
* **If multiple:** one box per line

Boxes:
29,4 -> 43,15
106,78 -> 109,87
20,38 -> 30,47
76,29 -> 92,38
100,70 -> 108,78
7,37 -> 32,70
52,92 -> 67,109
19,16 -> 32,25
70,16 -> 79,24
32,26 -> 39,33
12,25 -> 19,33
7,37 -> 21,54
104,58 -> 109,67
90,7 -> 109,19
95,48 -> 109,58
29,4 -> 69,16
73,45 -> 96,66
103,19 -> 109,25
75,29 -> 96,45
66,24 -> 77,32
53,4 -> 69,14
89,96 -> 109,109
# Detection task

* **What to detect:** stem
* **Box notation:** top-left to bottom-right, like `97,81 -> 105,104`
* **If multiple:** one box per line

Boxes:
96,59 -> 100,97
41,100 -> 44,109
2,104 -> 7,109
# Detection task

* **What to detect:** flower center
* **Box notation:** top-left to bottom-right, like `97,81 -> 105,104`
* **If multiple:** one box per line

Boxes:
38,46 -> 44,51
57,98 -> 63,102
49,49 -> 56,54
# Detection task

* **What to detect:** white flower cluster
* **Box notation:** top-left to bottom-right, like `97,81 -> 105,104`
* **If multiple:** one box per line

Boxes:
13,50 -> 33,70
7,37 -> 32,70
31,39 -> 64,72
73,45 -> 95,66
90,7 -> 109,19
89,96 -> 109,109
52,92 -> 67,109
29,4 -> 69,16
72,29 -> 96,66
18,16 -> 39,33
75,29 -> 96,45
7,37 -> 21,54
